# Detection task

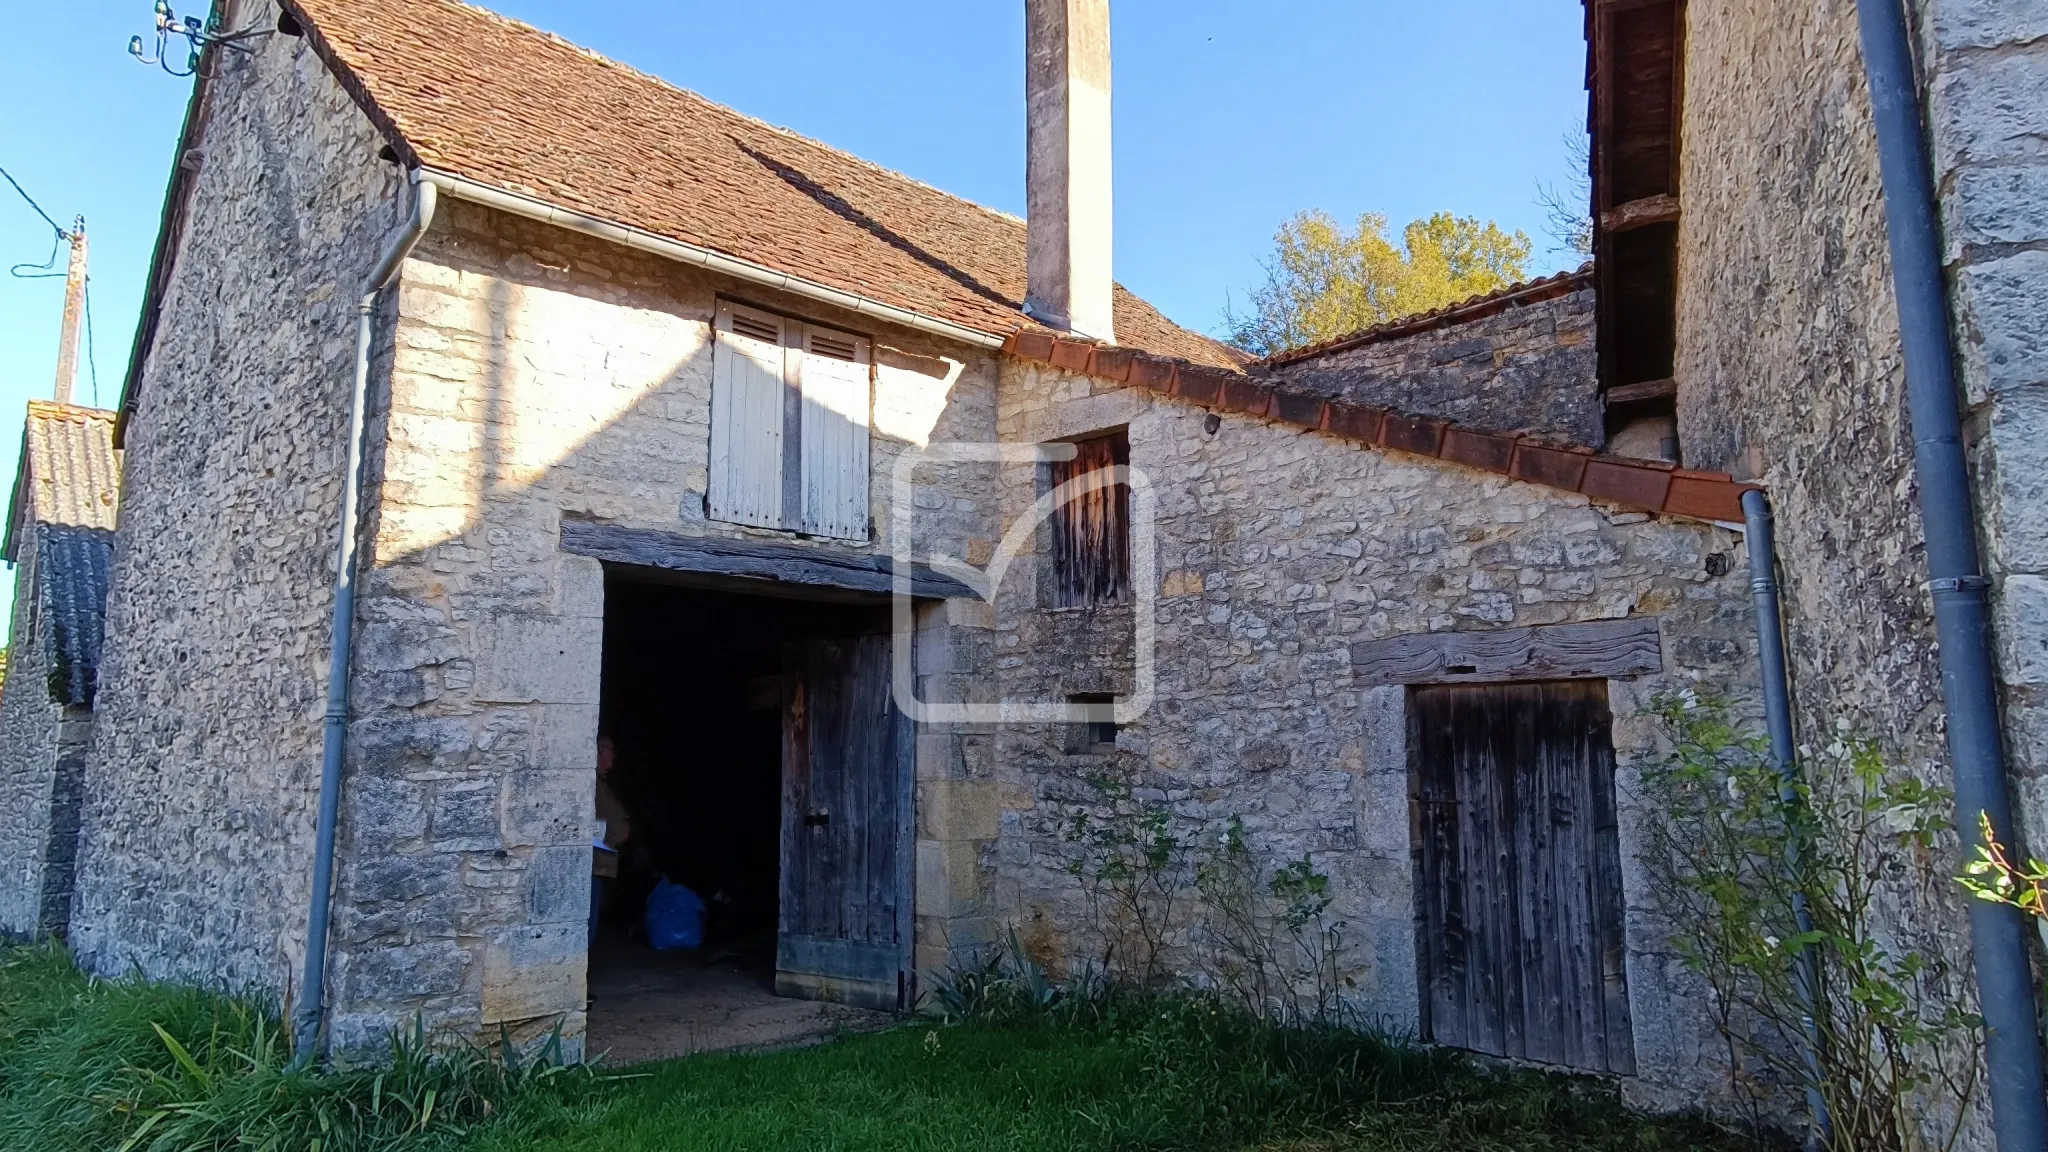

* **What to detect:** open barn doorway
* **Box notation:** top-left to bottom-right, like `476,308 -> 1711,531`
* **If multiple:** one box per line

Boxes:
584,577 -> 906,1063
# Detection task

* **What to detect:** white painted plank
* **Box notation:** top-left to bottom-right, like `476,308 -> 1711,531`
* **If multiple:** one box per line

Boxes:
798,324 -> 872,541
709,302 -> 790,529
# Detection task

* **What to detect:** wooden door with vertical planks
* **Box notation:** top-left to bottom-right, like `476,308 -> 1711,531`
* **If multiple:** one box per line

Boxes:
777,629 -> 912,1010
1410,679 -> 1634,1073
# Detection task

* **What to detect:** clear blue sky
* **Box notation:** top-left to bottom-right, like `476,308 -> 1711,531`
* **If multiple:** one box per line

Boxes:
0,0 -> 1589,644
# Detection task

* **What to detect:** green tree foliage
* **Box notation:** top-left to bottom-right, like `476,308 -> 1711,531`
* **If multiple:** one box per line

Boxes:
1226,210 -> 1532,357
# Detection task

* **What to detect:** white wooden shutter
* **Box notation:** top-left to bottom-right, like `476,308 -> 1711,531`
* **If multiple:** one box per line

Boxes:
796,324 -> 872,541
709,303 -> 791,529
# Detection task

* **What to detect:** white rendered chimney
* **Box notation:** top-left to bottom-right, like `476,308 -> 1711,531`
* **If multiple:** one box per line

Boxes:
1025,0 -> 1114,343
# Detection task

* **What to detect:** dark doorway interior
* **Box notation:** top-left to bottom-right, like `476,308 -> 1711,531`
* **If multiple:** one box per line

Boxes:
586,578 -> 890,1062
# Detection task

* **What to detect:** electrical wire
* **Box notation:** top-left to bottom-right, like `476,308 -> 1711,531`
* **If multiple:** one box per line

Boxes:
84,278 -> 101,407
1,164 -> 70,279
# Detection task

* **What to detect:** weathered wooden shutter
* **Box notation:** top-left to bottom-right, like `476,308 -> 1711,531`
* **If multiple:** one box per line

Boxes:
1049,432 -> 1130,607
796,325 -> 872,541
1410,679 -> 1635,1073
709,303 -> 790,529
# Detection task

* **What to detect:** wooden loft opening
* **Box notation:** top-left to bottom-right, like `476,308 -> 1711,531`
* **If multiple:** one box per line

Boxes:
1588,0 -> 1685,461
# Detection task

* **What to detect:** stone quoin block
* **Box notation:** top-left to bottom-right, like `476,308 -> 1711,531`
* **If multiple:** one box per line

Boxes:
526,844 -> 592,925
504,770 -> 592,847
482,923 -> 585,1024
473,615 -> 602,704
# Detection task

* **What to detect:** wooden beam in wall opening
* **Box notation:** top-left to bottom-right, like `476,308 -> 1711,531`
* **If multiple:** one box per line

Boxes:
1603,377 -> 1677,404
558,519 -> 977,601
1351,617 -> 1663,687
1600,194 -> 1679,233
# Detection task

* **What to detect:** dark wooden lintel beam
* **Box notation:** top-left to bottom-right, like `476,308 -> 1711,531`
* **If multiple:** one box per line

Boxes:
558,519 -> 978,601
1600,193 -> 1680,232
1604,376 -> 1678,404
1351,617 -> 1663,687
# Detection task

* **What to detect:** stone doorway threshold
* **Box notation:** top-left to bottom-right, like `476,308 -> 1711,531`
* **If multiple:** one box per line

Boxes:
583,931 -> 891,1065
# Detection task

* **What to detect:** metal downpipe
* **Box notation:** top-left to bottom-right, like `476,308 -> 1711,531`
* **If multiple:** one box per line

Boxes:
292,172 -> 438,1068
1851,2 -> 2048,1147
1742,489 -> 1832,1149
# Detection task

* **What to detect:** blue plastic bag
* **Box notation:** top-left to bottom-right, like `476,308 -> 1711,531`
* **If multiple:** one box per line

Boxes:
644,879 -> 706,951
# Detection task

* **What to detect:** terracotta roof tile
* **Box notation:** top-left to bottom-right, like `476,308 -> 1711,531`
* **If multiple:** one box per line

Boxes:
285,0 -> 1242,369
1003,339 -> 1760,524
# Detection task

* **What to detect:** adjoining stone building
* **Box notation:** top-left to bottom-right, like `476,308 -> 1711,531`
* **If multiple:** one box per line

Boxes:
0,401 -> 120,941
11,0 -> 2043,1138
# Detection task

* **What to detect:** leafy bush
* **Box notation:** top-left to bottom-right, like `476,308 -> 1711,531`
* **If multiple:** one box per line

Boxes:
1638,691 -> 1978,1151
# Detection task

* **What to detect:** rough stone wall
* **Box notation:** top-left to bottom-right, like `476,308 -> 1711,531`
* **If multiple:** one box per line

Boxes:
1677,0 -> 1944,775
979,358 -> 1759,1109
0,541 -> 54,936
1915,0 -> 2048,862
1675,0 -> 2044,1139
1273,287 -> 1601,446
324,196 -> 1002,1050
68,6 -> 410,997
0,538 -> 90,939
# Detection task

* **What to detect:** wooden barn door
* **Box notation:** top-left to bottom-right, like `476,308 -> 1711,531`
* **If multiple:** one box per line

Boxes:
777,630 -> 912,1010
1410,680 -> 1635,1073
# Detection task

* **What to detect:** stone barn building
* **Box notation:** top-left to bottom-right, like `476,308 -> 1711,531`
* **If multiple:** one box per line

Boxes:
6,0 -> 2044,1140
0,401 -> 119,942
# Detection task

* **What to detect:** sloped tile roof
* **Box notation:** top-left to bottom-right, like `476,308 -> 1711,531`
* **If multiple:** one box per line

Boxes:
5,402 -> 120,554
282,0 -> 1244,369
4,402 -> 120,707
1259,265 -> 1595,367
1006,332 -> 1760,524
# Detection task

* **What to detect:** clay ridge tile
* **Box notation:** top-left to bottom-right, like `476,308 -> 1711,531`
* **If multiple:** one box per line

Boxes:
1001,337 -> 1761,522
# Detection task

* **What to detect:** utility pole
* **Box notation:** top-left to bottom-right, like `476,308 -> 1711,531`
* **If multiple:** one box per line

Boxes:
53,215 -> 85,405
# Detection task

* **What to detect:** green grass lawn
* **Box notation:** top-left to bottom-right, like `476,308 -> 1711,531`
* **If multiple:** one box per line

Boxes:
0,943 -> 1758,1152
472,1012 -> 1745,1152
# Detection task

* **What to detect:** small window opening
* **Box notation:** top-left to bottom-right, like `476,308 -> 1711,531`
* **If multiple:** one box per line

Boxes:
1068,694 -> 1119,754
1048,431 -> 1130,608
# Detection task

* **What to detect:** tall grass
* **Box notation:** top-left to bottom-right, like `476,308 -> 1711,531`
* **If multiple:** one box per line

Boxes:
2,940 -> 1765,1151
0,943 -> 585,1151
469,943 -> 1762,1152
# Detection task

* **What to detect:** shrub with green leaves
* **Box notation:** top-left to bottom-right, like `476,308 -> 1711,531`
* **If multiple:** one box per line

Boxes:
1639,690 -> 1978,1151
